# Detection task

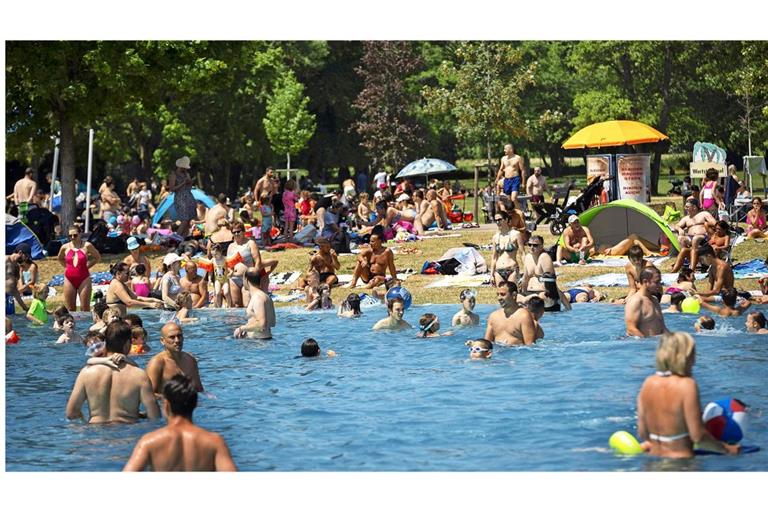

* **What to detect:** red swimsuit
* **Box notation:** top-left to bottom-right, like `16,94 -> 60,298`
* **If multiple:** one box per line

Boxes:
65,247 -> 90,289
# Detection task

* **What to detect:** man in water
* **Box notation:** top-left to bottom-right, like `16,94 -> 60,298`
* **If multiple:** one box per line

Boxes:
625,266 -> 668,337
556,215 -> 594,265
496,143 -> 526,203
233,267 -> 276,339
484,281 -> 541,346
123,375 -> 237,471
372,297 -> 411,330
147,322 -> 204,396
346,227 -> 397,289
695,244 -> 734,300
671,198 -> 716,272
66,321 -> 160,423
310,236 -> 340,287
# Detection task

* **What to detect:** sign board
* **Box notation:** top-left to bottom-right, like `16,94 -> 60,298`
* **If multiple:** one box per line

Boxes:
586,154 -> 612,197
689,161 -> 727,179
616,154 -> 650,203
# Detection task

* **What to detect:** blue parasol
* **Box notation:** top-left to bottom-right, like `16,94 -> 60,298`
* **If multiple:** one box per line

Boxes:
395,158 -> 458,179
152,188 -> 216,225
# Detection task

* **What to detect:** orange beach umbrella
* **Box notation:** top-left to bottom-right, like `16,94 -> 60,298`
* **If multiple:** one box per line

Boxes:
561,120 -> 669,150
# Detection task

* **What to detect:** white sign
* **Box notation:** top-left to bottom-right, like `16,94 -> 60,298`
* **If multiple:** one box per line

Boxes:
689,161 -> 727,179
586,155 -> 612,196
616,154 -> 650,203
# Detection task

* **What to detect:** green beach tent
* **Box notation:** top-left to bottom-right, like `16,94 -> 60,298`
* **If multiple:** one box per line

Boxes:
558,199 -> 680,253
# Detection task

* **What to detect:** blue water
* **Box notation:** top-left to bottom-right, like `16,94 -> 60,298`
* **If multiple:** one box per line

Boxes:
5,303 -> 767,471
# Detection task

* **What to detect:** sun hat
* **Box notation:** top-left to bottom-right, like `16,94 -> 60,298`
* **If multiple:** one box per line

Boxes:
175,156 -> 191,169
568,214 -> 579,224
163,253 -> 183,267
397,193 -> 410,202
126,237 -> 140,251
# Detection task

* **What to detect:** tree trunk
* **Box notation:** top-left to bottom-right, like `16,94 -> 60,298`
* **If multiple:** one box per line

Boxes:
547,147 -> 562,178
59,109 -> 76,232
486,139 -> 493,183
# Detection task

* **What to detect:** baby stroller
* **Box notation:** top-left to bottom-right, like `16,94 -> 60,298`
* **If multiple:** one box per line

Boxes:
535,176 -> 614,235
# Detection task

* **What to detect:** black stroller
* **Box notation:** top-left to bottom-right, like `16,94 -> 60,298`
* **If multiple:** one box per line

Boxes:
534,176 -> 614,235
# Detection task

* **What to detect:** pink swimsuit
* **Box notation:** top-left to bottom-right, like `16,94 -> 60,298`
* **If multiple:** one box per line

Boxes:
64,247 -> 90,289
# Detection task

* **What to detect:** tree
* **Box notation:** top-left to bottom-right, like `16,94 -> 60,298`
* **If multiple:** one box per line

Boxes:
263,70 -> 317,176
422,42 -> 535,181
353,41 -> 425,173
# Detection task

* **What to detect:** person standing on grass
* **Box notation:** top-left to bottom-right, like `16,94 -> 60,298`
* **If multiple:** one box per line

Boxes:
496,143 -> 526,204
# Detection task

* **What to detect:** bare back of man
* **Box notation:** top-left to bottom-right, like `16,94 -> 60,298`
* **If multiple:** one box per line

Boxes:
14,176 -> 36,204
236,285 -> 274,339
66,363 -> 158,423
204,204 -> 228,235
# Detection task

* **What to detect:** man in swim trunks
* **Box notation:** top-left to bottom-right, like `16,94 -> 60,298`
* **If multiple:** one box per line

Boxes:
253,167 -> 278,202
671,198 -> 716,272
309,237 -> 340,286
180,260 -> 208,308
234,267 -> 276,339
146,322 -> 204,397
695,244 -> 734,301
66,321 -> 160,423
525,166 -> 548,213
484,281 -> 539,346
625,266 -> 668,337
124,374 -> 237,471
346,228 -> 397,289
372,296 -> 411,330
496,143 -> 526,203
556,215 -> 595,265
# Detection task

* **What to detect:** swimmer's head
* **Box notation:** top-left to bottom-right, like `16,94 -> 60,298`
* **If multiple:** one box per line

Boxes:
639,266 -> 662,295
244,267 -> 262,287
627,245 -> 644,264
176,291 -> 193,310
53,305 -> 70,321
466,338 -> 493,360
720,287 -> 738,308
131,326 -> 147,344
160,322 -> 184,352
33,283 -> 49,301
61,314 -> 75,331
124,314 -> 143,328
163,375 -> 198,419
497,281 -> 518,307
656,331 -> 696,377
746,311 -> 766,332
343,293 -> 361,314
526,296 -> 545,319
387,297 -> 406,320
459,289 -> 476,310
418,313 -> 439,336
103,307 -> 123,325
669,292 -> 686,309
105,320 -> 132,355
694,315 -> 715,332
301,338 -> 321,357
93,301 -> 109,321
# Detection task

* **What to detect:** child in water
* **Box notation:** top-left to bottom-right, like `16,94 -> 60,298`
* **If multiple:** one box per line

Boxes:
131,264 -> 151,298
52,305 -> 70,331
56,314 -> 83,344
452,289 -> 480,326
663,292 -> 686,313
338,293 -> 362,318
745,311 -> 768,334
26,284 -> 51,326
173,291 -> 198,323
306,283 -> 333,311
210,243 -> 231,308
694,315 -> 715,332
89,301 -> 110,334
416,313 -> 453,338
466,338 -> 493,360
300,338 -> 336,358
129,325 -> 152,354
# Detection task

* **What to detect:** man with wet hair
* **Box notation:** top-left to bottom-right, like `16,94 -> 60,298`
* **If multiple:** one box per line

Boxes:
123,375 -> 237,471
66,321 -> 160,423
625,266 -> 668,337
372,297 -> 411,331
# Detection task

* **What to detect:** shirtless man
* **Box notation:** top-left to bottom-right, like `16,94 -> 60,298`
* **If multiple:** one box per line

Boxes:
310,237 -> 340,286
496,143 -> 526,203
695,244 -> 734,300
556,215 -> 595,265
625,245 -> 657,297
346,229 -> 397,289
233,267 -> 276,339
525,166 -> 548,213
253,167 -> 278,201
124,375 -> 237,472
13,168 -> 37,209
671,199 -> 716,272
204,193 -> 230,236
126,176 -> 141,202
697,288 -> 750,317
146,322 -> 204,396
417,189 -> 449,233
66,321 -> 160,423
372,297 -> 411,331
625,266 -> 669,337
180,261 -> 208,309
484,281 -> 540,346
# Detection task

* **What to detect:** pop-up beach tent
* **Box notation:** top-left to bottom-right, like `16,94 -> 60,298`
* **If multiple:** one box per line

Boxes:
558,199 -> 680,253
6,214 -> 46,259
152,188 -> 216,225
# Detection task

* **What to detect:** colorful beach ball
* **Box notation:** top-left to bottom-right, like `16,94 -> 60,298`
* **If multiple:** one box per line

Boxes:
385,286 -> 412,310
702,398 -> 748,443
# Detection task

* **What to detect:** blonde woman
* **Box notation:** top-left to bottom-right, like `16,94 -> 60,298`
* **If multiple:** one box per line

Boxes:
636,332 -> 739,458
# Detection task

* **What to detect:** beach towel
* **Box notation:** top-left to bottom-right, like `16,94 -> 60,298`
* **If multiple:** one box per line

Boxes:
424,273 -> 491,289
556,256 -> 669,269
48,271 -> 112,287
732,259 -> 768,279
270,271 -> 302,287
565,272 -> 707,288
335,272 -> 414,285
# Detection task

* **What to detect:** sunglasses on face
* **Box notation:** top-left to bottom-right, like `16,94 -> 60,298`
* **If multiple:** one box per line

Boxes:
527,243 -> 541,247
232,230 -> 243,234
68,233 -> 79,239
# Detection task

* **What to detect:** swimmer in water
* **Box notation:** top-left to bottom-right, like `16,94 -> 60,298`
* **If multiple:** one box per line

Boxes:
694,315 -> 715,332
662,292 -> 686,313
466,338 -> 493,360
484,281 -> 541,346
338,293 -> 362,318
745,311 -> 768,334
415,313 -> 453,338
56,314 -> 83,344
372,297 -> 411,331
636,332 -> 739,458
695,288 -> 750,318
146,321 -> 204,397
300,338 -> 336,358
124,374 -> 237,471
234,267 -> 276,339
452,289 -> 480,326
624,266 -> 668,337
173,291 -> 198,323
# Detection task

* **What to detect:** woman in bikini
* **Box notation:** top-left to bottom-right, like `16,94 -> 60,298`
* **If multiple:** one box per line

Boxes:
490,212 -> 523,286
636,332 -> 739,458
227,220 -> 262,307
57,225 -> 101,312
106,262 -> 163,317
746,197 -> 767,239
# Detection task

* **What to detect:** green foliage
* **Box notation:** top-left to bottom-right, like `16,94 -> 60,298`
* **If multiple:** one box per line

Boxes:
263,71 -> 317,163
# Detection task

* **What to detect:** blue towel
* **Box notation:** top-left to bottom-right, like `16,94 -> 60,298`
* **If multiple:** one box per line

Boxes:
732,259 -> 768,279
48,271 -> 113,287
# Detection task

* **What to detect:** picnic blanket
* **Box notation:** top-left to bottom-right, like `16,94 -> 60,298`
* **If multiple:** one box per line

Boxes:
557,256 -> 669,268
565,272 -> 707,288
425,273 -> 491,289
271,290 -> 306,303
732,259 -> 768,279
48,271 -> 112,287
335,272 -> 414,285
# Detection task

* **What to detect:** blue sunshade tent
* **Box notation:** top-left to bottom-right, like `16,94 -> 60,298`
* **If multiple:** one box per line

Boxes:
6,214 -> 45,260
395,158 -> 458,179
152,188 -> 216,225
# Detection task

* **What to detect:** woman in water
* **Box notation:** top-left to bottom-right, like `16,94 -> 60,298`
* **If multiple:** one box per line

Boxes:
636,332 -> 739,458
56,225 -> 101,312
106,262 -> 163,317
490,212 -> 523,286
160,253 -> 185,310
746,197 -> 766,239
